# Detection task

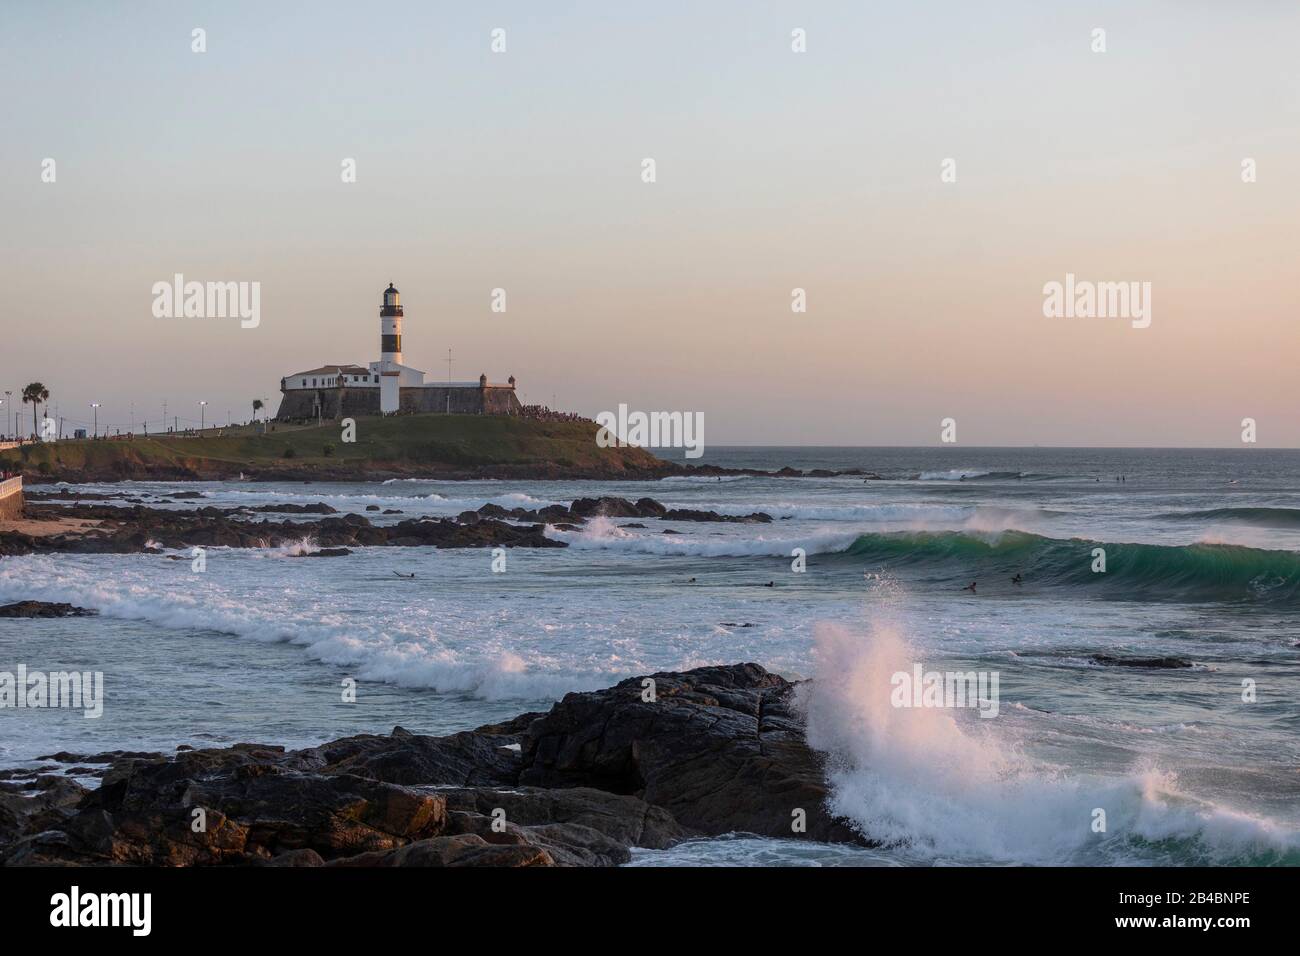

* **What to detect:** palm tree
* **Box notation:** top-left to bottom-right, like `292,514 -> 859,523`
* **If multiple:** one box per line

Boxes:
21,383 -> 48,439
252,398 -> 264,423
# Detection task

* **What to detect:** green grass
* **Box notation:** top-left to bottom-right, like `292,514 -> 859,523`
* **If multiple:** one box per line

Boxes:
0,415 -> 670,479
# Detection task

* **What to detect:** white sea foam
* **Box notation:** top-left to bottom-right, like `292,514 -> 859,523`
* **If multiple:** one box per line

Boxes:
546,516 -> 861,557
678,501 -> 1050,532
0,556 -> 609,702
683,501 -> 973,522
917,469 -> 991,481
212,488 -> 556,510
798,617 -> 1299,864
382,477 -> 498,485
274,535 -> 318,556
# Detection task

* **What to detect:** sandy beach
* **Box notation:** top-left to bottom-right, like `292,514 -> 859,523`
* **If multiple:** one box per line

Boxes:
0,515 -> 100,538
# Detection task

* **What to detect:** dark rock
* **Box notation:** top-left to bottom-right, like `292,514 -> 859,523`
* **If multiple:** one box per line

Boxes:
439,786 -> 690,852
520,663 -> 860,843
0,776 -> 89,847
14,503 -> 566,554
329,834 -> 555,867
37,750 -> 165,764
660,508 -> 772,524
2,664 -> 863,866
1090,654 -> 1193,669
0,766 -> 61,782
473,712 -> 546,736
562,497 -> 768,524
295,727 -> 521,788
0,601 -> 98,618
4,746 -> 449,866
263,848 -> 326,866
569,496 -> 641,518
248,503 -> 337,514
440,811 -> 624,866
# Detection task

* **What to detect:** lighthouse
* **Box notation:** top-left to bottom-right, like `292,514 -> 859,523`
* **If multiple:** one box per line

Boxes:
379,282 -> 403,413
273,280 -> 523,420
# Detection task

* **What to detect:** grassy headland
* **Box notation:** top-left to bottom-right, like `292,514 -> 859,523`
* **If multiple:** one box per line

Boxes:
0,414 -> 679,482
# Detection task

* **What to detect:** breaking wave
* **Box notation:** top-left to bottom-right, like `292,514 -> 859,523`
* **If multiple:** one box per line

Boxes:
799,619 -> 1300,864
0,556 -> 611,702
836,530 -> 1300,604
548,522 -> 1300,603
547,517 -> 861,557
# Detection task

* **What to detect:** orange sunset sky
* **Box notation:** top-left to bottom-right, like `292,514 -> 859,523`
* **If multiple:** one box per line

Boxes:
1,1 -> 1297,445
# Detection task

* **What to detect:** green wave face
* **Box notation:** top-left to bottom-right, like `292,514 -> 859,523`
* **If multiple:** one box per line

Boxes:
840,530 -> 1300,604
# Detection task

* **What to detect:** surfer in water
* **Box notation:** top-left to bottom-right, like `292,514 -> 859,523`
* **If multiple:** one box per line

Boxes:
962,581 -> 977,593
1011,574 -> 1023,585
393,572 -> 415,579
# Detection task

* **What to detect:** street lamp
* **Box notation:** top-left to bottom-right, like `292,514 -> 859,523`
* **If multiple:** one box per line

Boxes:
199,401 -> 208,433
3,390 -> 10,439
91,403 -> 101,438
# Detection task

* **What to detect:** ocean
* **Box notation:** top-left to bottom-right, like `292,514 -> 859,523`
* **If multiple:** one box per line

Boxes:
2,446 -> 1298,866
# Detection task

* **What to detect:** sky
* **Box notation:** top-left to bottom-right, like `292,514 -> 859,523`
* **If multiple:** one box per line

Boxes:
1,1 -> 1297,445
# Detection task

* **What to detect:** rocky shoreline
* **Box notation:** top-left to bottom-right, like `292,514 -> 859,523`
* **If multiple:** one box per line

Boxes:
12,461 -> 876,484
0,664 -> 861,866
1,494 -> 777,556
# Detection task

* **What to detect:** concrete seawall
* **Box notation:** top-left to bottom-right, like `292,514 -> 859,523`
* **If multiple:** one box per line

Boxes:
0,475 -> 23,521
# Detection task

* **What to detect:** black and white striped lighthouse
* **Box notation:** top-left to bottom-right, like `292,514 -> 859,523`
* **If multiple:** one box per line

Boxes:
380,282 -> 403,365
378,282 -> 404,413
